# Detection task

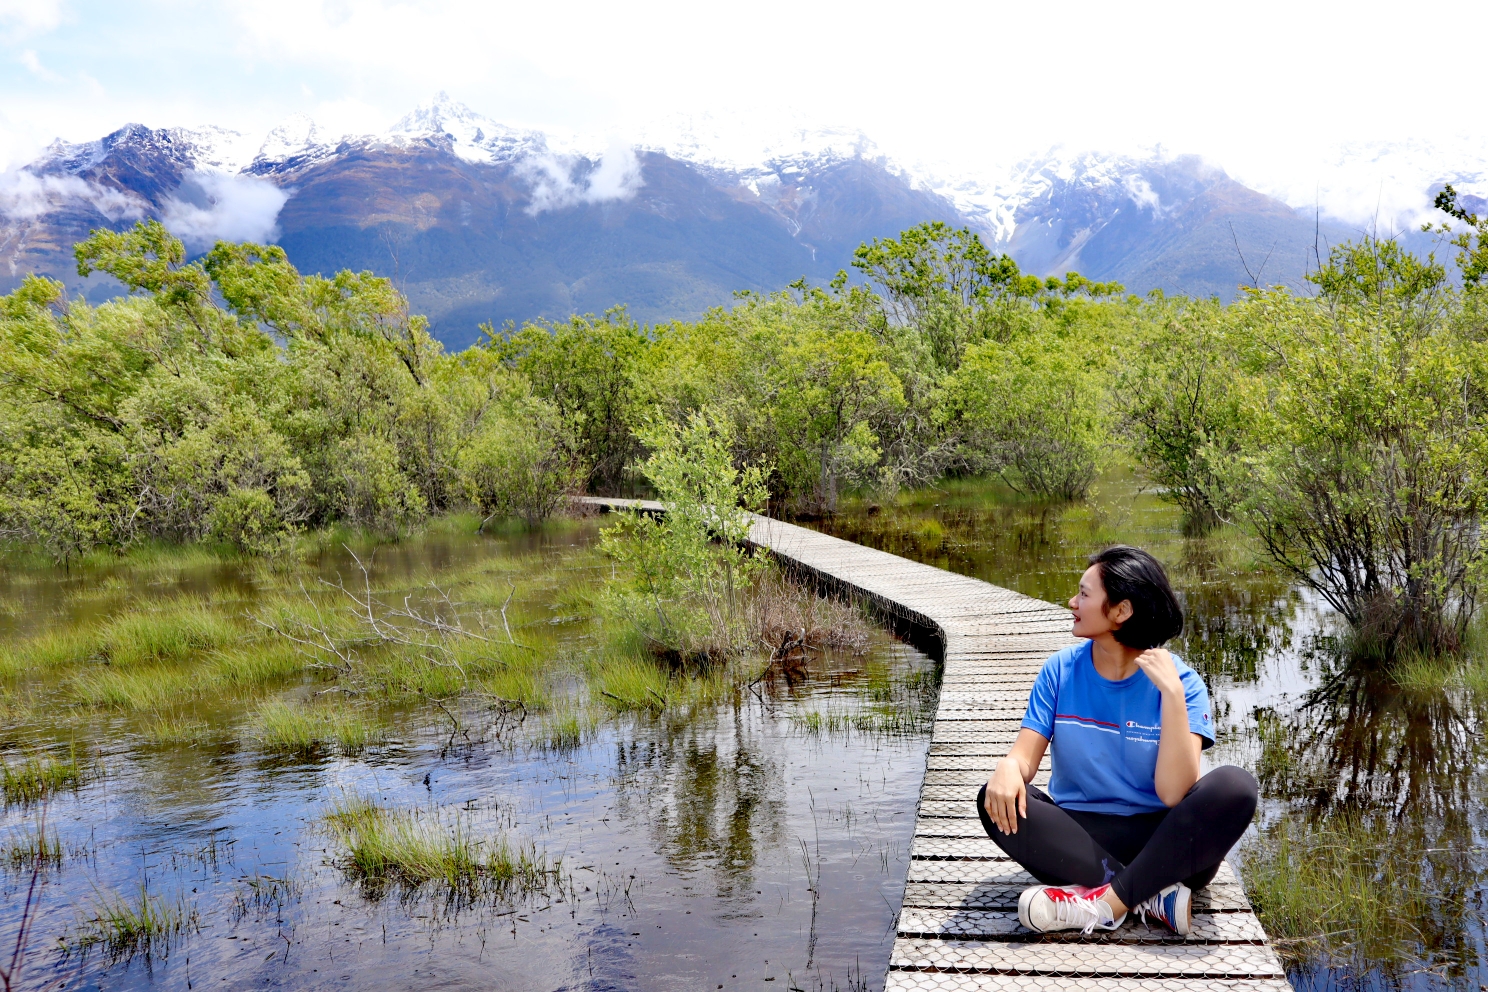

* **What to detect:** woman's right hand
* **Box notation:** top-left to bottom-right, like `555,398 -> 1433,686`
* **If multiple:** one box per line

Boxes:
984,756 -> 1028,835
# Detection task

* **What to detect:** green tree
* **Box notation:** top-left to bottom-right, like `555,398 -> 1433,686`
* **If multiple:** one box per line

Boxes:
1218,238 -> 1488,654
600,409 -> 769,658
947,328 -> 1109,500
1115,297 -> 1247,529
489,308 -> 648,494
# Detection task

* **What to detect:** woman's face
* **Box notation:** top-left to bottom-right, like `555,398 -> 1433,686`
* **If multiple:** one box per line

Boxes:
1069,564 -> 1131,640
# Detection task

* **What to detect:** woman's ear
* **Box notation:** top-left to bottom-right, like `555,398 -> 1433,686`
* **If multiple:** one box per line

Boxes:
1108,599 -> 1134,626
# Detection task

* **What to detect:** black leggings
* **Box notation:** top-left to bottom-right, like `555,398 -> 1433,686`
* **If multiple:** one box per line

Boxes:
975,765 -> 1258,908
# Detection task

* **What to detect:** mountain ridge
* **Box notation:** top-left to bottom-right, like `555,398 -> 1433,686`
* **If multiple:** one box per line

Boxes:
0,95 -> 1461,344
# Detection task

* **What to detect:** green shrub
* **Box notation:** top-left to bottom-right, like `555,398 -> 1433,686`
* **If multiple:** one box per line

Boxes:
948,330 -> 1108,500
599,409 -> 769,659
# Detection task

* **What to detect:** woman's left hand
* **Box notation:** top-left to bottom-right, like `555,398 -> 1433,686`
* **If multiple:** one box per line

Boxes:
1134,648 -> 1183,697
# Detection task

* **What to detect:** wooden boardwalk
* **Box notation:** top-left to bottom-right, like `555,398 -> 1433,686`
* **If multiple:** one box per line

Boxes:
585,500 -> 1289,992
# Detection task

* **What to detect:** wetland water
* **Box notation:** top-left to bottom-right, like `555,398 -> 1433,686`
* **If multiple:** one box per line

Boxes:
814,475 -> 1488,992
0,523 -> 936,991
9,479 -> 1488,992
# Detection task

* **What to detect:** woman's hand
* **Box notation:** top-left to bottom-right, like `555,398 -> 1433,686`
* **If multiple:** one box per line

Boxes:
984,756 -> 1028,835
1136,647 -> 1204,805
1133,647 -> 1183,698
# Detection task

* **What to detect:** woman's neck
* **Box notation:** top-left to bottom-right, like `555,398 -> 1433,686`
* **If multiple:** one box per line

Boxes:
1089,633 -> 1142,681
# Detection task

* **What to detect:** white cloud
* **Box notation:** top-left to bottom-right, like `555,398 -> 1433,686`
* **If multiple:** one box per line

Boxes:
19,50 -> 63,82
160,171 -> 288,249
0,0 -> 66,33
2,0 -> 1488,229
0,169 -> 145,222
519,140 -> 643,214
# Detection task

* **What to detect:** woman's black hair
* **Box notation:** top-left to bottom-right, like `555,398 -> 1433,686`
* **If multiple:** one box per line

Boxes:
1088,545 -> 1183,649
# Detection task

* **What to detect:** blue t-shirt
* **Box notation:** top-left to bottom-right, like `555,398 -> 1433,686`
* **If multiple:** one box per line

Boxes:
1022,640 -> 1215,815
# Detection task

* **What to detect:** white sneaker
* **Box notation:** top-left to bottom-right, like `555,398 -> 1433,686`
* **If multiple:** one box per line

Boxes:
1017,883 -> 1127,934
1134,883 -> 1193,935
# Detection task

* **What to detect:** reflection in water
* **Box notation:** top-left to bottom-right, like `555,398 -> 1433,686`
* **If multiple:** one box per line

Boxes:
0,524 -> 935,992
1271,642 -> 1486,816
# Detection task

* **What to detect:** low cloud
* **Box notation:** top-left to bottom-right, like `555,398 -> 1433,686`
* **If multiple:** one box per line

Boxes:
0,169 -> 146,222
160,171 -> 288,249
520,138 -> 643,214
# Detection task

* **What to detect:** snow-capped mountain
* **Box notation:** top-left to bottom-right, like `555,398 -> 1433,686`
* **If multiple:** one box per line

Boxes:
3,94 -> 1481,343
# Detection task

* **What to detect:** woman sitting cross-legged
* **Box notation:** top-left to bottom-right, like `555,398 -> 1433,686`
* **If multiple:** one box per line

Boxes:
977,545 -> 1257,935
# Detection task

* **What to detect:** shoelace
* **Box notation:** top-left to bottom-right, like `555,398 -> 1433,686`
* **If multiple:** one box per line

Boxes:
1050,893 -> 1116,935
1135,892 -> 1168,928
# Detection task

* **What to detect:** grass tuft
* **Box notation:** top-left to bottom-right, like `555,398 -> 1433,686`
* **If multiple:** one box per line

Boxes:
140,715 -> 213,746
75,884 -> 196,959
254,700 -> 386,757
2,749 -> 88,805
326,795 -> 559,898
97,602 -> 241,667
4,823 -> 63,870
541,709 -> 596,750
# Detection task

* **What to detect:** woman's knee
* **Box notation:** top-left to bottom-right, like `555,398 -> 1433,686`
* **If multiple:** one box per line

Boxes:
1195,765 -> 1258,818
974,783 -> 1019,850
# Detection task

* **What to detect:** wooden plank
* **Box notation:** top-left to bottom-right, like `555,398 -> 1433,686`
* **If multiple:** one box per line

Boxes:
579,499 -> 1283,991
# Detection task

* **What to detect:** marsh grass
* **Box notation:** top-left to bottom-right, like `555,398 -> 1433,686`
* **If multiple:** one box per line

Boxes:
1241,816 -> 1468,967
6,514 -> 892,773
2,748 -> 88,805
75,884 -> 197,960
1389,652 -> 1462,692
96,602 -> 241,666
232,874 -> 300,921
70,665 -> 199,711
541,709 -> 597,750
790,662 -> 938,738
326,796 -> 560,899
139,714 -> 213,746
793,704 -> 931,737
255,700 -> 386,757
591,654 -> 738,713
4,823 -> 63,870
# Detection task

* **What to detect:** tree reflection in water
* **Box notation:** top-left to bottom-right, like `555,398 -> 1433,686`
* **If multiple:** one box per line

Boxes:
1251,635 -> 1488,984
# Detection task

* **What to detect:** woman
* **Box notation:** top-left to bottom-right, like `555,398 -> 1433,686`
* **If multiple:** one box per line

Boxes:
977,545 -> 1257,935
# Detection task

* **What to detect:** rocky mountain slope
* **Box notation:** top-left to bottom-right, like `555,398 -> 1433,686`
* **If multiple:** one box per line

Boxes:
0,95 -> 1462,346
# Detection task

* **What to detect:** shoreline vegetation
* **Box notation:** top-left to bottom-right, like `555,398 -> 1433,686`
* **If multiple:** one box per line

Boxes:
2,212 -> 1485,659
4,199 -> 1488,981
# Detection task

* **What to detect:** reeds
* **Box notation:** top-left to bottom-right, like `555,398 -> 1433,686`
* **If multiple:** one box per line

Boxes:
254,700 -> 386,757
4,823 -> 63,870
326,796 -> 560,898
75,884 -> 196,959
232,874 -> 299,921
2,749 -> 87,805
1241,815 -> 1462,966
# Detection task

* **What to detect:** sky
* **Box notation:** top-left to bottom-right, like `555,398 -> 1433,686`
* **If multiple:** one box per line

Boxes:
2,0 -> 1486,223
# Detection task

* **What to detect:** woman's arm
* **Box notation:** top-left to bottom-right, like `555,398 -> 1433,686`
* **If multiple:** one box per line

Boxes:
982,728 -> 1049,834
1135,648 -> 1202,806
